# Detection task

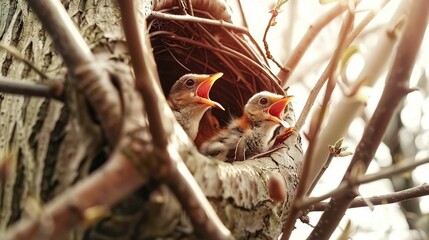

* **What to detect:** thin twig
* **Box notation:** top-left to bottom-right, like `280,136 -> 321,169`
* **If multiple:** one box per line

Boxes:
195,24 -> 248,84
308,1 -> 429,238
306,146 -> 336,195
175,0 -> 187,15
342,1 -> 388,50
305,0 -> 409,201
0,76 -> 64,100
262,12 -> 286,70
294,9 -> 354,132
297,181 -> 349,210
236,0 -> 248,29
185,0 -> 194,16
190,9 -> 272,67
4,143 -> 149,240
298,2 -> 385,136
312,184 -> 429,211
149,11 -> 248,33
155,32 -> 280,91
118,2 -> 232,239
223,30 -> 260,66
303,69 -> 340,182
281,9 -> 354,240
26,0 -> 123,144
359,157 -> 429,185
298,156 -> 429,210
0,43 -> 50,79
176,8 -> 273,74
278,2 -> 349,86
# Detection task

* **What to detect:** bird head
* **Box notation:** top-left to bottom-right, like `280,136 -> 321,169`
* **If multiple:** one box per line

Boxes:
245,91 -> 293,127
168,72 -> 225,111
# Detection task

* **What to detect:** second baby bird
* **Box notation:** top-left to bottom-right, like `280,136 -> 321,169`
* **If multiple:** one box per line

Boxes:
200,91 -> 293,162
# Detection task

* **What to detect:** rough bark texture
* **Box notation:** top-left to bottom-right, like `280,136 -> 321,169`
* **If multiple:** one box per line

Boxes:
0,0 -> 119,237
0,0 -> 303,239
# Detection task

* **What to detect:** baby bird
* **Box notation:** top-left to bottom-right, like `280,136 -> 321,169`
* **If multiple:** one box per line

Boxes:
167,72 -> 225,140
200,91 -> 293,162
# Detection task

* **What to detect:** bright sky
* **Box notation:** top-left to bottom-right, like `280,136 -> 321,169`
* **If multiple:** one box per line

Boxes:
236,0 -> 429,239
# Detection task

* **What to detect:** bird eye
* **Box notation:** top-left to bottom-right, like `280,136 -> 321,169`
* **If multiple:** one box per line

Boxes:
259,97 -> 268,106
185,79 -> 195,88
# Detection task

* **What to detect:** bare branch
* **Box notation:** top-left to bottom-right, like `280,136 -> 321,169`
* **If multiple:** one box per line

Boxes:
298,156 -> 429,210
359,157 -> 429,185
294,9 -> 355,132
236,0 -> 249,29
262,11 -> 287,70
185,0 -> 194,15
119,1 -> 168,148
306,0 -> 409,195
281,9 -> 355,240
306,138 -> 348,195
118,1 -> 231,239
156,32 -> 279,88
26,0 -> 123,144
0,76 -> 63,100
278,2 -> 348,86
344,1 -> 388,49
149,11 -> 248,33
308,1 -> 429,238
4,138 -> 149,240
313,184 -> 429,211
297,181 -> 349,210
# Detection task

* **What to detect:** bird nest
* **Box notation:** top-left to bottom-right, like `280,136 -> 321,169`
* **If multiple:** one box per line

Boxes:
148,1 -> 291,143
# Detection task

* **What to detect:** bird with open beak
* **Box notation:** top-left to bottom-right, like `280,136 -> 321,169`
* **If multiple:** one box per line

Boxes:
167,72 -> 225,140
200,91 -> 293,162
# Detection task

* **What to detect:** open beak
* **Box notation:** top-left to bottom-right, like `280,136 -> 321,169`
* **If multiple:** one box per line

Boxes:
267,95 -> 294,128
195,72 -> 225,111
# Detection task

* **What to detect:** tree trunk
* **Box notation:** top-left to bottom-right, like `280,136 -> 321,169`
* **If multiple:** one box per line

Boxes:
0,0 -> 116,236
0,1 -> 303,239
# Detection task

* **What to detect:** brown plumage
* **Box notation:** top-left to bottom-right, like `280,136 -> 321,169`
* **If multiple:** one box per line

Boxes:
167,72 -> 224,140
194,109 -> 221,148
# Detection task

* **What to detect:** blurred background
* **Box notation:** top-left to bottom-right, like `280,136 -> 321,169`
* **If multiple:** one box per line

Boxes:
230,0 -> 429,239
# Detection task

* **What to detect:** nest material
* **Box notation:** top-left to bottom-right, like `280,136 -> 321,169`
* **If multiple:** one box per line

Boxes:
148,1 -> 287,134
86,3 -> 300,239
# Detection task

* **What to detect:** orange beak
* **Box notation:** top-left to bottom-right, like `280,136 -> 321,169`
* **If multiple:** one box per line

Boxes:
195,72 -> 225,111
267,95 -> 294,127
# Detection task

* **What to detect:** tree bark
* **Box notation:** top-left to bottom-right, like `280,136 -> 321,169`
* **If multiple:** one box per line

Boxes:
0,1 -> 303,239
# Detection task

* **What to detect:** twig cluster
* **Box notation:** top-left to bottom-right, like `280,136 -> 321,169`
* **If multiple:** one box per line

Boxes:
1,0 -> 428,239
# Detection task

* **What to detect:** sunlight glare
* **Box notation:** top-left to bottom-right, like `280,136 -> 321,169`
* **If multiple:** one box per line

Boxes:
375,143 -> 392,167
412,151 -> 429,185
421,113 -> 429,130
345,53 -> 365,83
401,107 -> 422,132
420,197 -> 429,213
410,65 -> 423,87
415,132 -> 429,150
348,117 -> 365,140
